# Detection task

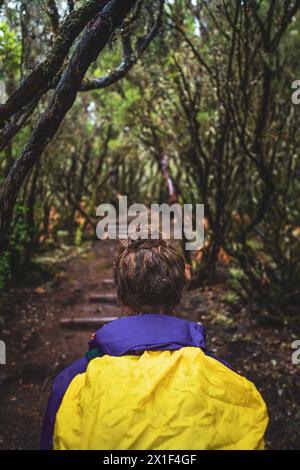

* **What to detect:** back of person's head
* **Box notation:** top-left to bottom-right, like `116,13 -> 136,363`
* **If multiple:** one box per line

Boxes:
113,229 -> 186,314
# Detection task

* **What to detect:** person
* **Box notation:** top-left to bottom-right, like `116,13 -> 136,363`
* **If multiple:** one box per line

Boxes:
40,234 -> 268,450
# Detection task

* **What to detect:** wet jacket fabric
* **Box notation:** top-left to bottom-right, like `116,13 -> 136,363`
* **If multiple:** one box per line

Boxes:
40,314 -> 268,450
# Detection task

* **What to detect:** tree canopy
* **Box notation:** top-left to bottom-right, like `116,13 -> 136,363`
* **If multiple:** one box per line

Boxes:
0,0 -> 300,321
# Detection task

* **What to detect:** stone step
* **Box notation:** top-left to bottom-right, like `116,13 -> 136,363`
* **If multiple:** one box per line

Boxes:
60,316 -> 118,328
102,279 -> 114,289
89,293 -> 118,304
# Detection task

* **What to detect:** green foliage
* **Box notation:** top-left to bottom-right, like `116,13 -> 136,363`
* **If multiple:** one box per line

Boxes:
0,1 -> 299,325
0,21 -> 21,80
0,205 -> 28,297
0,251 -> 11,291
11,204 -> 29,247
75,224 -> 83,246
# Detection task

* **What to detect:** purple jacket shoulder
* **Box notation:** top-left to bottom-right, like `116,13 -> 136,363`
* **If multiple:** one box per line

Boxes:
39,314 -> 232,450
39,356 -> 88,450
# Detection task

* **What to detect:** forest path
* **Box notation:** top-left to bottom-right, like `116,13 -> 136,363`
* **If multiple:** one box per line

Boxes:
0,240 -> 298,449
0,240 -> 120,450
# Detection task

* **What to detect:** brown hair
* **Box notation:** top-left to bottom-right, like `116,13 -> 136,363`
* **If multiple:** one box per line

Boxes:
113,233 -> 186,312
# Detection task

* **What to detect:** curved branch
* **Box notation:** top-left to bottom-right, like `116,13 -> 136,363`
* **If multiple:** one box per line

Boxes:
167,16 -> 214,78
0,0 -> 163,143
44,0 -> 60,36
80,0 -> 164,91
0,0 -> 109,125
0,0 -> 137,249
0,75 -> 61,152
67,0 -> 75,13
0,95 -> 40,152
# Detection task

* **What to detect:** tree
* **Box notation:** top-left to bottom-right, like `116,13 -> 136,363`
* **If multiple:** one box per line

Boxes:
0,0 -> 164,250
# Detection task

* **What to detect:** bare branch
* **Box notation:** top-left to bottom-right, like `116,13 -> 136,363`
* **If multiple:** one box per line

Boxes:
0,95 -> 40,152
0,0 -> 138,248
67,0 -> 75,13
44,0 -> 60,36
0,0 -> 110,125
80,0 -> 164,91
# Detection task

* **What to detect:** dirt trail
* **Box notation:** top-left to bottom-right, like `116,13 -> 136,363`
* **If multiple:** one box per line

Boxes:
0,240 -> 118,449
0,240 -> 299,449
